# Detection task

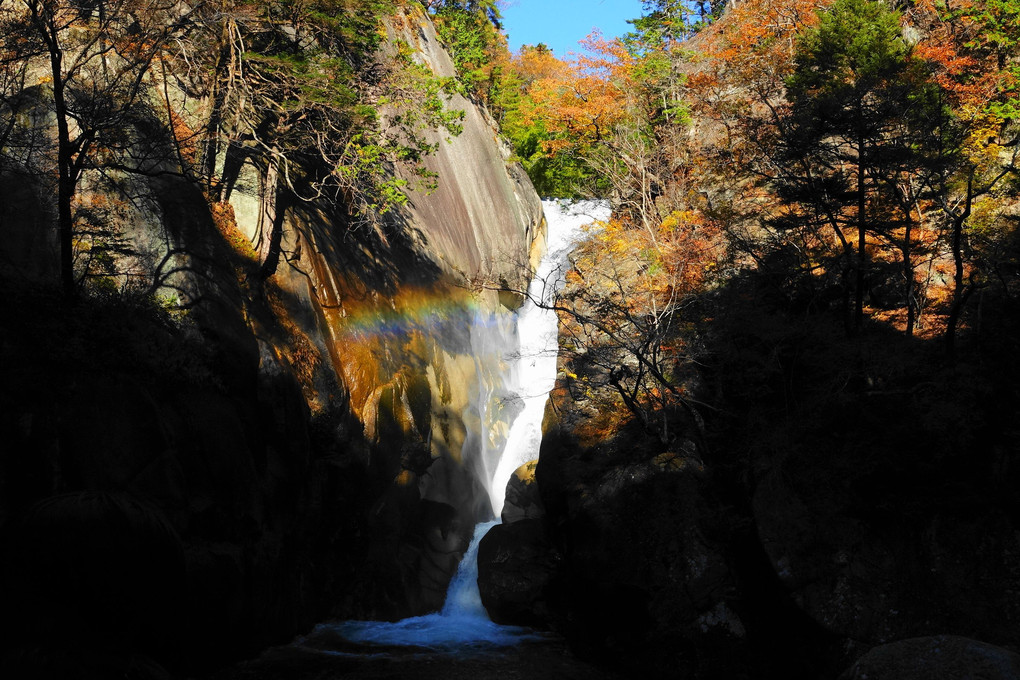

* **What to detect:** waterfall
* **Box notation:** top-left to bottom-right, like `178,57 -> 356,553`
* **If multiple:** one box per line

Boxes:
483,200 -> 613,516
440,520 -> 500,618
309,200 -> 610,652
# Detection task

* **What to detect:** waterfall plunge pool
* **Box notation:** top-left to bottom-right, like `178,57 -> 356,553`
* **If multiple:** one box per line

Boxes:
302,521 -> 544,656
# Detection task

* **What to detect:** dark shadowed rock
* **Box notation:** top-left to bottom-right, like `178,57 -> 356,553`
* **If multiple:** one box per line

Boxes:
839,636 -> 1020,680
0,492 -> 186,666
478,518 -> 560,627
0,648 -> 174,680
530,428 -> 748,679
753,443 -> 1020,647
0,4 -> 543,675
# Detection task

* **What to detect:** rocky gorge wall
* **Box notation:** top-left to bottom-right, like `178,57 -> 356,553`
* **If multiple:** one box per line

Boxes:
0,6 -> 543,675
476,276 -> 1020,680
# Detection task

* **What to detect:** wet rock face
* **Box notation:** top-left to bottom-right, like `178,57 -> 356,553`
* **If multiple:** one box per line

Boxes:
233,4 -> 546,600
839,636 -> 1020,680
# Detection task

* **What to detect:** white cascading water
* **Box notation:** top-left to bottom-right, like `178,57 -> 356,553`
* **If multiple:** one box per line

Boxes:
321,519 -> 536,650
485,200 -> 612,517
309,200 -> 610,652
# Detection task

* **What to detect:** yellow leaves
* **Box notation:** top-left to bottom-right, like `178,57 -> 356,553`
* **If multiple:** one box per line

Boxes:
968,193 -> 1009,239
595,218 -> 638,256
567,206 -> 722,329
659,209 -> 700,233
954,101 -> 1009,175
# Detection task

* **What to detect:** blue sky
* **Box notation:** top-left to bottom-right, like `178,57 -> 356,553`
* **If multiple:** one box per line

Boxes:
500,0 -> 644,59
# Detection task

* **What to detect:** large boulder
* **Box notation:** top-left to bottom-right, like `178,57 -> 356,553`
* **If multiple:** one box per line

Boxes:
477,518 -> 560,627
531,429 -> 747,678
478,460 -> 555,626
839,636 -> 1020,680
753,440 -> 1020,647
501,459 -> 544,524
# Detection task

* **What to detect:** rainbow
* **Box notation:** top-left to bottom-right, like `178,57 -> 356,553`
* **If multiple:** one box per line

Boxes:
332,286 -> 510,342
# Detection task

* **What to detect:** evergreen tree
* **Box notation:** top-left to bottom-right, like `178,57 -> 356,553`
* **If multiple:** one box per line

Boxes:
778,0 -> 944,333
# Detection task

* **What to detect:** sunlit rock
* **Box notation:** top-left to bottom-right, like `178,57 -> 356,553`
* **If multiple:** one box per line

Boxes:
501,460 -> 544,524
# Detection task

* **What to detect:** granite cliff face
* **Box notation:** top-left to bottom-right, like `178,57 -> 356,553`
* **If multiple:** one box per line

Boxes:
0,6 -> 542,674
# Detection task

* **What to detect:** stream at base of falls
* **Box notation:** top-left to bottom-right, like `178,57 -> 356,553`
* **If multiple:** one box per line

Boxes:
319,521 -> 535,653
208,201 -> 617,680
208,631 -> 622,680
207,514 -> 622,680
208,518 -> 622,679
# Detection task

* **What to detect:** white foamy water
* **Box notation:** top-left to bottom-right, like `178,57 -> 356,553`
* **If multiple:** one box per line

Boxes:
311,521 -> 540,652
486,200 -> 612,516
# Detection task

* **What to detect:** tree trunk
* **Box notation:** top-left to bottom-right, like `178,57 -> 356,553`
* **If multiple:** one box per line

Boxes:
824,209 -> 854,334
904,221 -> 914,338
853,105 -> 869,334
945,172 -> 974,359
257,156 -> 280,263
258,192 -> 289,282
202,21 -> 233,191
855,148 -> 866,333
44,18 -> 76,299
257,154 -> 289,281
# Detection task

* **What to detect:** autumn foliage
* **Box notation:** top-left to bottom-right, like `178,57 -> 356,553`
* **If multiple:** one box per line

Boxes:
489,0 -> 1020,445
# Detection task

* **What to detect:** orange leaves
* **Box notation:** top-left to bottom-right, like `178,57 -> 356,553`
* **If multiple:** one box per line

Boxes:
685,0 -> 826,128
571,207 -> 720,321
520,39 -> 629,151
512,31 -> 646,154
577,31 -> 633,79
167,108 -> 198,166
514,44 -> 569,86
651,209 -> 721,299
911,15 -> 992,108
906,0 -> 1017,170
695,0 -> 823,84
